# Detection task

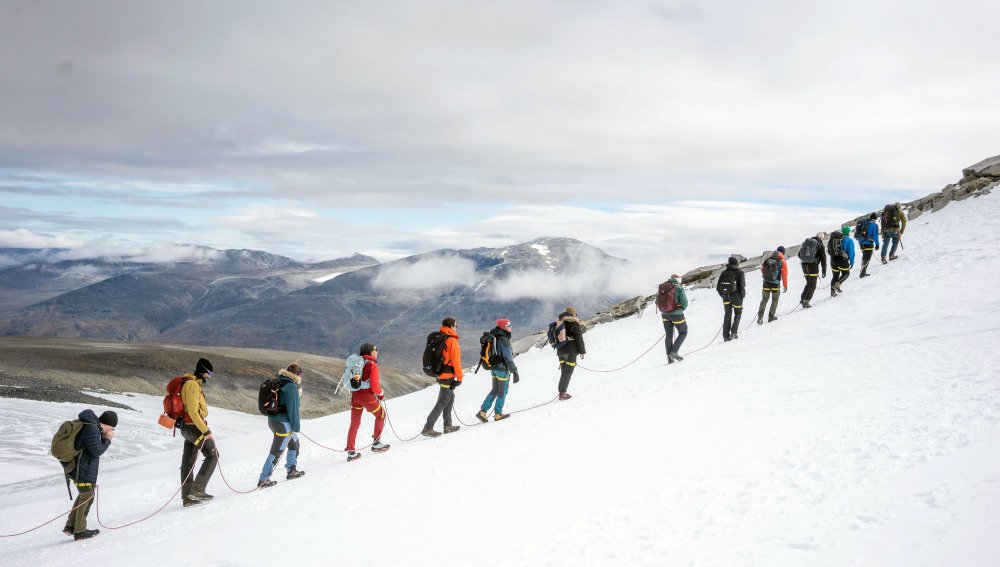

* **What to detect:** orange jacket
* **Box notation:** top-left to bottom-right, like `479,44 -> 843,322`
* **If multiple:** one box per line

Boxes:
778,252 -> 789,288
438,326 -> 463,381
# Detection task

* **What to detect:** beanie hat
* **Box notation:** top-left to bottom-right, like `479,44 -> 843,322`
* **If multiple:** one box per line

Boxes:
195,358 -> 213,376
360,343 -> 376,356
727,256 -> 739,267
776,246 -> 785,254
842,226 -> 850,236
99,411 -> 118,428
496,318 -> 511,328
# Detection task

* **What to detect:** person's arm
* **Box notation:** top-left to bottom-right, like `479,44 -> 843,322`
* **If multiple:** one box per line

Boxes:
575,325 -> 586,355
444,337 -> 464,381
284,383 -> 301,432
899,207 -> 908,234
738,270 -> 746,295
364,361 -> 383,398
80,423 -> 110,458
678,286 -> 689,310
781,260 -> 789,289
500,339 -> 517,373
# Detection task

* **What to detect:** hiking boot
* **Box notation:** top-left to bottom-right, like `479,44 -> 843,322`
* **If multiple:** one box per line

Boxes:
73,529 -> 99,541
371,439 -> 390,452
286,467 -> 305,479
731,332 -> 739,340
834,282 -> 843,293
63,526 -> 74,537
443,425 -> 461,434
889,255 -> 899,261
723,336 -> 731,342
476,410 -> 489,423
802,300 -> 811,309
881,257 -> 888,265
493,413 -> 510,421
182,496 -> 207,508
421,427 -> 441,438
756,314 -> 764,325
188,490 -> 214,502
558,392 -> 572,400
257,479 -> 277,488
768,315 -> 778,322
668,352 -> 683,363
347,451 -> 362,461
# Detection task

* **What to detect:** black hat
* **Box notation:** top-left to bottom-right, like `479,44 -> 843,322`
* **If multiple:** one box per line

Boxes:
727,256 -> 739,267
869,212 -> 877,219
776,246 -> 786,254
99,411 -> 118,428
195,358 -> 213,376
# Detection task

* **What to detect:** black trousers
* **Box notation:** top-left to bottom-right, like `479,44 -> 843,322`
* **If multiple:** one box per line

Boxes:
831,256 -> 851,288
661,312 -> 688,355
860,246 -> 874,276
180,424 -> 218,498
557,352 -> 578,393
722,294 -> 744,338
800,262 -> 820,301
425,382 -> 455,428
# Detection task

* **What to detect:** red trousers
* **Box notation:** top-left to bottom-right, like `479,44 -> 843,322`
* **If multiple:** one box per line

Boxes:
346,392 -> 385,451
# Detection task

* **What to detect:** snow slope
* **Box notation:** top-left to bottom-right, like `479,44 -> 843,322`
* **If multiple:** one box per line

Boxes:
2,192 -> 999,566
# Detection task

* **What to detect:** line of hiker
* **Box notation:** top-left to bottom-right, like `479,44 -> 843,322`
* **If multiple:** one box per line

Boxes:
44,203 -> 909,540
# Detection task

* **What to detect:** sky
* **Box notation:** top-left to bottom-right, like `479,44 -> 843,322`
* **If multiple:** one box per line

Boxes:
1,0 -> 998,272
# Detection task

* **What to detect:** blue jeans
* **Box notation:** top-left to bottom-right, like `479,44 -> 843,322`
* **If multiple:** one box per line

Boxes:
480,373 -> 510,414
882,231 -> 899,258
259,420 -> 298,482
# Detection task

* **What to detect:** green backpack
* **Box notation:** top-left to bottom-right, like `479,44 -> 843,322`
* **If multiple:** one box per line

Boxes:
51,420 -> 86,474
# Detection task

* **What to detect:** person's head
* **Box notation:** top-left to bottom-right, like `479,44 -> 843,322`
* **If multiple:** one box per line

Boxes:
815,231 -> 826,240
841,226 -> 851,236
99,410 -> 117,436
564,306 -> 577,317
360,343 -> 377,358
895,201 -> 902,208
496,318 -> 511,331
869,212 -> 877,220
286,363 -> 303,377
727,256 -> 739,267
670,273 -> 681,283
442,317 -> 457,329
194,358 -> 213,380
776,246 -> 786,255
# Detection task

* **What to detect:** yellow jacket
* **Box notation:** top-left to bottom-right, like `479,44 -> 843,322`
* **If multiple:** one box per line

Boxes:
180,375 -> 210,434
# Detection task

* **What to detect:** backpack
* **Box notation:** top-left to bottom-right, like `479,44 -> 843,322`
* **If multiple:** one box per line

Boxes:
761,256 -> 781,282
828,232 -> 848,260
422,331 -> 449,377
855,219 -> 871,242
335,354 -> 369,394
476,331 -> 504,372
797,238 -> 819,263
717,269 -> 738,296
162,375 -> 190,423
656,281 -> 677,312
547,321 -> 569,349
882,204 -> 901,229
50,420 -> 86,472
258,377 -> 286,416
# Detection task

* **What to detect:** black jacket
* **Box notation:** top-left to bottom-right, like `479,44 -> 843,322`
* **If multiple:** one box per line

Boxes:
70,409 -> 111,484
802,236 -> 828,274
716,266 -> 746,300
556,317 -> 586,356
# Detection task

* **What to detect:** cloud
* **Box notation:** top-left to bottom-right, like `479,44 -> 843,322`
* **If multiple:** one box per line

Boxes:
0,228 -> 82,249
371,254 -> 479,292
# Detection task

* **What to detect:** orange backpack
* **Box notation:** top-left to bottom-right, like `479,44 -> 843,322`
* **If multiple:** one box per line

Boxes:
159,375 -> 190,431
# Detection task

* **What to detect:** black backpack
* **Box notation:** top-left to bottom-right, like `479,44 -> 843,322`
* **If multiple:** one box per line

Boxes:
422,331 -> 449,377
882,204 -> 900,229
717,269 -> 738,296
258,377 -> 285,416
855,218 -> 870,241
547,321 -> 569,349
761,256 -> 781,281
475,331 -> 504,373
828,232 -> 848,260
797,238 -> 819,263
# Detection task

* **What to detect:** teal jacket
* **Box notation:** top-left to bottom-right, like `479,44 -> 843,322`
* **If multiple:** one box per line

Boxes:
667,278 -> 688,315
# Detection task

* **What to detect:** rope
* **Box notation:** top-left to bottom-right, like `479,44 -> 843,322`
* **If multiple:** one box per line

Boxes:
681,324 -> 724,356
577,333 -> 665,373
383,402 -> 425,442
95,466 -> 194,529
300,431 -> 371,452
0,491 -> 95,537
213,448 -> 260,495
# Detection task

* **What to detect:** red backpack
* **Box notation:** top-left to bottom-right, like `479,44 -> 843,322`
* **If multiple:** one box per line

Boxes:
656,281 -> 677,312
159,375 -> 190,431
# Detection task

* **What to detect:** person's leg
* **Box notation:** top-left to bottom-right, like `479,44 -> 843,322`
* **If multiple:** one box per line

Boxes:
888,233 -> 900,258
285,433 -> 299,471
757,285 -> 770,320
723,301 -> 733,339
558,352 -> 578,393
442,387 -> 456,427
192,436 -> 218,494
661,314 -> 673,356
495,379 -> 509,414
370,401 -> 385,441
69,484 -> 94,533
260,420 -> 291,482
669,313 -> 688,354
481,376 -> 500,412
180,429 -> 198,499
860,248 -> 873,276
346,405 -> 363,451
425,384 -> 450,428
731,297 -> 743,335
768,289 -> 780,319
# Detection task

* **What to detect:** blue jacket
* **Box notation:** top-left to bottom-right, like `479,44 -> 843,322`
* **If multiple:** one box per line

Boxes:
490,327 -> 518,378
269,370 -> 301,432
858,221 -> 881,248
71,409 -> 111,484
842,237 -> 856,267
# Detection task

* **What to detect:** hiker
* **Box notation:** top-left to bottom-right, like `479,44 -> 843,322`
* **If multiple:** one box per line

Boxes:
180,358 -> 218,507
756,247 -> 788,324
345,343 -> 390,461
555,306 -> 586,398
257,364 -> 306,487
59,410 -> 117,541
657,276 -> 689,362
880,202 -> 907,264
477,319 -> 520,422
829,226 -> 855,297
422,318 -> 463,437
856,213 -> 881,278
716,257 -> 746,341
798,233 -> 828,309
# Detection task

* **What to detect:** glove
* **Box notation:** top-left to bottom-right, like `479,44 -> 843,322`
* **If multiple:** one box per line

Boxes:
450,378 -> 460,389
875,243 -> 880,250
783,286 -> 788,293
376,393 -> 384,401
512,372 -> 520,384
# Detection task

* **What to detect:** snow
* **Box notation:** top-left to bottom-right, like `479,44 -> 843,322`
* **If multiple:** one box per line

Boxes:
531,243 -> 550,256
311,271 -> 343,283
2,192 -> 1000,565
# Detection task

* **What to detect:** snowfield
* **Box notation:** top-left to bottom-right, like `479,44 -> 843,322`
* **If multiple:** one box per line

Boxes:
2,192 -> 999,566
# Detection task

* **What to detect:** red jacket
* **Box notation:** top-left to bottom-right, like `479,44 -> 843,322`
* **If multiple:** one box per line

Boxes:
438,326 -> 463,382
351,354 -> 383,403
778,252 -> 789,288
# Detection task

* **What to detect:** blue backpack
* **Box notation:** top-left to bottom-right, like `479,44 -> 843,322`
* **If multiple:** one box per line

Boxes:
334,354 -> 369,395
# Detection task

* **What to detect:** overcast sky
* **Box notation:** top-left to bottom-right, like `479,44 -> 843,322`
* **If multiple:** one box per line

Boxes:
1,0 -> 997,272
